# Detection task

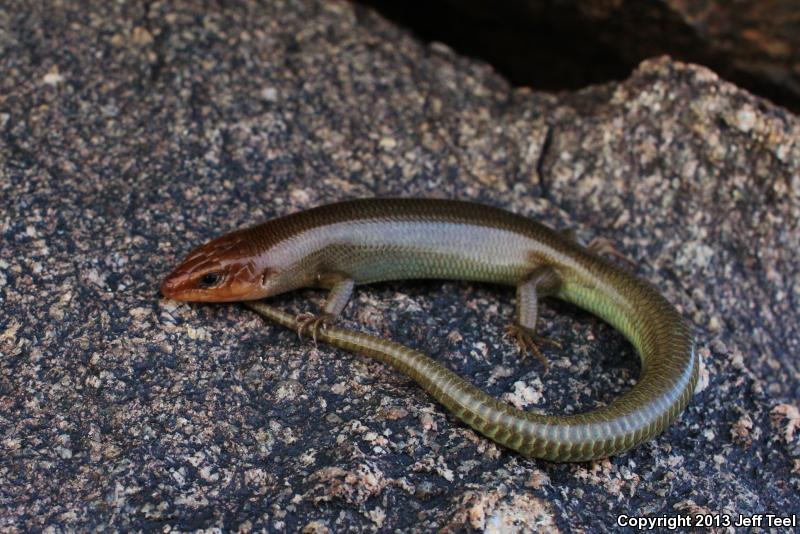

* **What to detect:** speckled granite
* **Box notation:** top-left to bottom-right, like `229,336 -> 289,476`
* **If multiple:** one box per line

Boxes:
1,1 -> 798,532
363,0 -> 800,112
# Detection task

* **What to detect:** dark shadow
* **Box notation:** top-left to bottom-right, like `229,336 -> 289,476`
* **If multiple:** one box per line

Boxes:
357,0 -> 799,112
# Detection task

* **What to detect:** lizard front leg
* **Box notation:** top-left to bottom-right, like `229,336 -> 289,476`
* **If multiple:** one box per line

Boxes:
297,274 -> 355,344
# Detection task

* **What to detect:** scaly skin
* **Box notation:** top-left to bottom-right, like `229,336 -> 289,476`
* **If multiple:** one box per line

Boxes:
162,198 -> 698,462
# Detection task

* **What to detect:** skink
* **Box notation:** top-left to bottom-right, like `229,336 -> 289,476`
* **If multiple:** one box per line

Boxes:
161,198 -> 698,461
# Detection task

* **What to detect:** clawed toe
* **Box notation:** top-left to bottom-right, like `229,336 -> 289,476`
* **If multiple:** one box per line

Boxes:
296,312 -> 334,344
536,336 -> 562,350
505,324 -> 553,370
587,237 -> 637,268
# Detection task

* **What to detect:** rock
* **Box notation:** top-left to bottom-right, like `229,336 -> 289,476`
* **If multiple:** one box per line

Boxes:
1,0 -> 797,531
363,0 -> 800,112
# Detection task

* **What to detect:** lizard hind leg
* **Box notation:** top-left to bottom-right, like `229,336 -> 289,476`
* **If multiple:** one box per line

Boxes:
504,323 -> 561,369
587,236 -> 636,268
506,265 -> 562,370
561,227 -> 636,268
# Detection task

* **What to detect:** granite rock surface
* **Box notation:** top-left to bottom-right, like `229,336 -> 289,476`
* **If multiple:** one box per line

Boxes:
1,0 -> 798,531
363,0 -> 800,112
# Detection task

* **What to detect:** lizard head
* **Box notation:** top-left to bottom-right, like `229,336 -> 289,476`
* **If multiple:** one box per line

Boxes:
161,222 -> 312,303
161,229 -> 269,302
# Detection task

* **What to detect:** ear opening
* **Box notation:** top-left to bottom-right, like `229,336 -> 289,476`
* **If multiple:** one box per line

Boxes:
261,269 -> 275,287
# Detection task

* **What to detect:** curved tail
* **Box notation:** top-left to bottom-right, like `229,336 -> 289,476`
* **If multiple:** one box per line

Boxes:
245,289 -> 697,461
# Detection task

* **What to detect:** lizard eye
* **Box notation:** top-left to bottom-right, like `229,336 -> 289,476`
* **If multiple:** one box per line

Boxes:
197,271 -> 223,288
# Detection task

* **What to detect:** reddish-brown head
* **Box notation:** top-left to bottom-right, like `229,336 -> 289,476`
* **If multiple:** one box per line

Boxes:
161,230 -> 267,302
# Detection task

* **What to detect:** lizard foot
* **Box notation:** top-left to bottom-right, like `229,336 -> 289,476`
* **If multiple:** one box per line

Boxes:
296,312 -> 335,345
505,323 -> 560,370
587,237 -> 636,268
